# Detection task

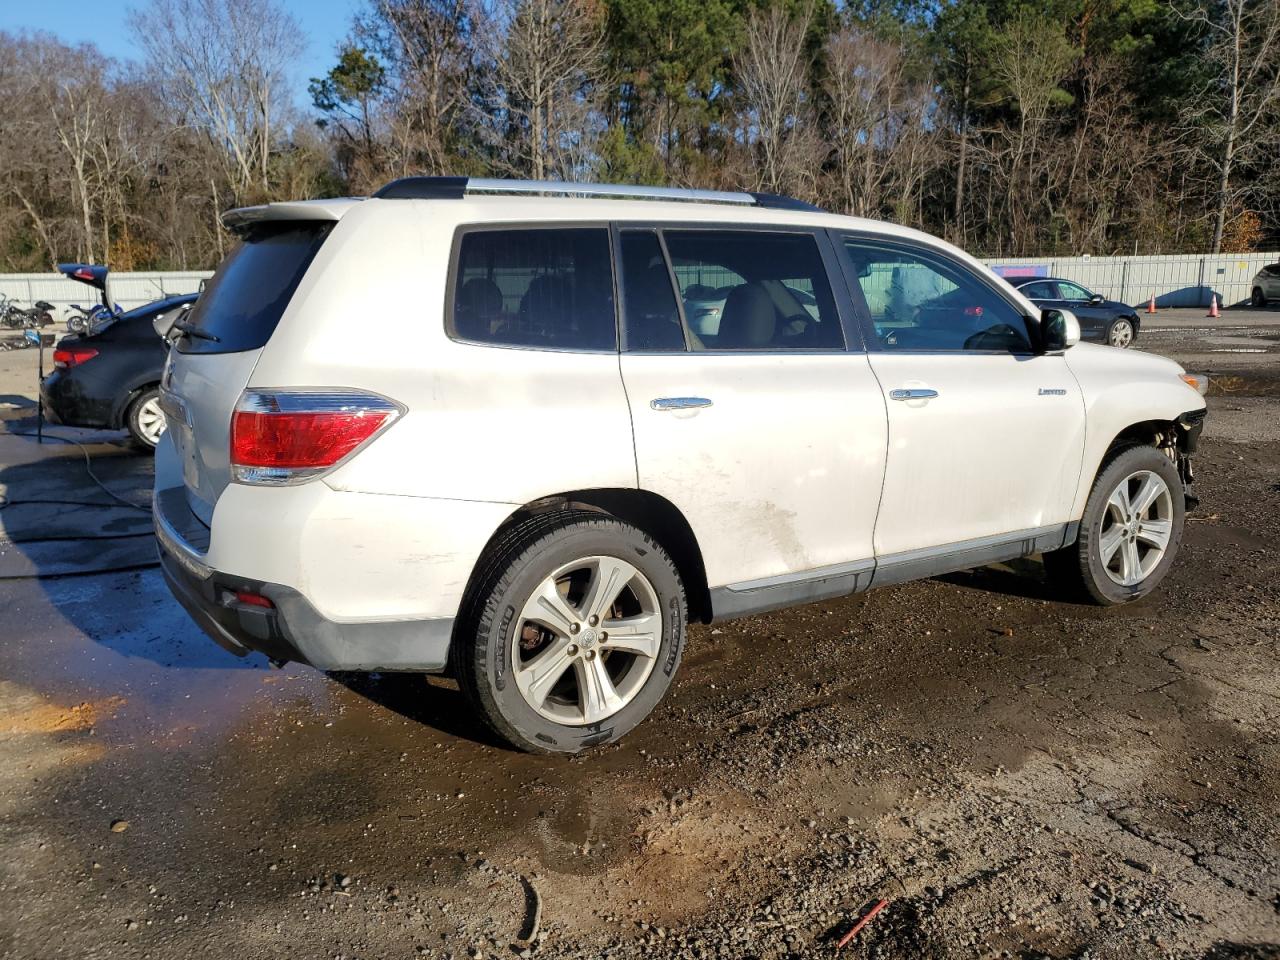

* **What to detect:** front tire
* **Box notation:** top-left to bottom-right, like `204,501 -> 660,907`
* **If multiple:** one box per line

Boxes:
1046,445 -> 1185,605
455,511 -> 686,753
1107,318 -> 1135,348
1252,287 -> 1268,308
126,388 -> 167,450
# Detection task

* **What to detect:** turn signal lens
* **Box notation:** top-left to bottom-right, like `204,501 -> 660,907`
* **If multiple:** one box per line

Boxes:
53,347 -> 98,368
230,389 -> 402,485
1180,373 -> 1209,396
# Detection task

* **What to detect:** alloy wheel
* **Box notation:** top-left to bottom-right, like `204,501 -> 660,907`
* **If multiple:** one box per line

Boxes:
1109,320 -> 1134,348
136,396 -> 167,446
1098,469 -> 1173,586
511,555 -> 662,726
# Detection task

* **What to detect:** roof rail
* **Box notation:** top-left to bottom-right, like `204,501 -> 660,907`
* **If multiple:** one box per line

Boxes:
371,176 -> 821,211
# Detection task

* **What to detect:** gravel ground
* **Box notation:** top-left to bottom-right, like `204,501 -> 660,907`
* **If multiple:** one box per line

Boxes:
0,313 -> 1277,960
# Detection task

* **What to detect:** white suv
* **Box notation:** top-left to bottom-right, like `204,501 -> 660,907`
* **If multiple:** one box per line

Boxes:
154,177 -> 1208,753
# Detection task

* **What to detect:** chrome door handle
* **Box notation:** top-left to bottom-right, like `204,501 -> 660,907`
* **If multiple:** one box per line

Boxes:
889,388 -> 939,401
651,397 -> 713,411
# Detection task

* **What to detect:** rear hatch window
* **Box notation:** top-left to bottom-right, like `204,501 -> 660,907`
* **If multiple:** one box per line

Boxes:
176,221 -> 332,354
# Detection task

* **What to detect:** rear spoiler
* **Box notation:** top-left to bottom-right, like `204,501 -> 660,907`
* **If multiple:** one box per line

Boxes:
220,198 -> 362,235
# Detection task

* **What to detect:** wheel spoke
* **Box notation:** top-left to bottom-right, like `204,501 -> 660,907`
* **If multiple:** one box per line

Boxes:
580,556 -> 637,623
1130,473 -> 1164,517
1136,518 -> 1172,550
1099,524 -> 1125,565
515,638 -> 576,708
511,555 -> 663,727
575,654 -> 623,724
519,577 -> 579,637
1120,538 -> 1142,585
1107,483 -> 1132,520
600,612 -> 661,659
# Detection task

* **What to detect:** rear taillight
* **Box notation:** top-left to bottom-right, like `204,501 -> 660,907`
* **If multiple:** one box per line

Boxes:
230,389 -> 402,485
53,347 -> 98,369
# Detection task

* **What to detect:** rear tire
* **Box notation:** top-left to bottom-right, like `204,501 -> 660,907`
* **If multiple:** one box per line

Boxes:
1045,445 -> 1185,605
1252,287 -> 1268,308
455,510 -> 686,753
126,387 -> 167,451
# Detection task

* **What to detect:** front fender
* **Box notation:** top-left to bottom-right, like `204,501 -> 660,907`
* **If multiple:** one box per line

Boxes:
1066,343 -> 1206,518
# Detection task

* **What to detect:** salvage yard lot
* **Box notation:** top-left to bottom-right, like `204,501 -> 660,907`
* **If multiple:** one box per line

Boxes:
0,311 -> 1277,959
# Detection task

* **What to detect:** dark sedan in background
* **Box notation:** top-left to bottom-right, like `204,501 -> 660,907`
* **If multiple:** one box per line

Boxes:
1010,277 -> 1141,348
41,294 -> 195,449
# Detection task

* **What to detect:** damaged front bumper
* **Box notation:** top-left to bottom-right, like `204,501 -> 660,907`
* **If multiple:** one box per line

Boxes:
1175,408 -> 1207,511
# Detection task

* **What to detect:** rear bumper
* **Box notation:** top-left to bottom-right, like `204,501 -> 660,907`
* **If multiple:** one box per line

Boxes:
154,485 -> 455,672
40,369 -> 116,429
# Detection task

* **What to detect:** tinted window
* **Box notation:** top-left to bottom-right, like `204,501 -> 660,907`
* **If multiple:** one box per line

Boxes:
452,229 -> 615,351
843,239 -> 1033,353
619,231 -> 685,351
178,222 -> 331,354
1056,281 -> 1091,301
1018,281 -> 1054,299
661,231 -> 843,351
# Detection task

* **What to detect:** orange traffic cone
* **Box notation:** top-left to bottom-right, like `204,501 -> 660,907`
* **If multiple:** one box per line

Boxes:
1147,296 -> 1157,314
1207,294 -> 1220,318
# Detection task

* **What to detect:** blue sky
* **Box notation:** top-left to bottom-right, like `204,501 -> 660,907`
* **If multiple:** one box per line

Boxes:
2,0 -> 361,102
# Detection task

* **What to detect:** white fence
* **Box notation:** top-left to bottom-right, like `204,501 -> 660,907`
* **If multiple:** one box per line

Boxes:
1,251 -> 1276,322
0,271 -> 211,326
982,252 -> 1276,308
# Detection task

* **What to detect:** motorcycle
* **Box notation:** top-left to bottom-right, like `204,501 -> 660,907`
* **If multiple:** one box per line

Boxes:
0,296 -> 54,348
66,301 -> 121,334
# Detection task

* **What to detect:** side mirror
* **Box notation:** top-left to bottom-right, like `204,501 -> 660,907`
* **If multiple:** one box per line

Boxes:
153,303 -> 189,341
1040,308 -> 1081,352
1089,293 -> 1104,305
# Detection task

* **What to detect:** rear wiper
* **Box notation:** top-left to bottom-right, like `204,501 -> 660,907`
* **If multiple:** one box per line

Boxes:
172,318 -> 221,343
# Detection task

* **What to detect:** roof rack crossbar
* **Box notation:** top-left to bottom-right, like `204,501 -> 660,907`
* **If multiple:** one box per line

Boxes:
371,176 -> 819,211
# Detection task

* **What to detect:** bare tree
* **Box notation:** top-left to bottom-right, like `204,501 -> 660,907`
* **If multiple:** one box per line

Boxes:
130,0 -> 303,202
3,38 -> 119,264
821,27 -> 937,224
484,0 -> 605,180
1176,0 -> 1280,253
359,0 -> 483,177
734,3 -> 819,198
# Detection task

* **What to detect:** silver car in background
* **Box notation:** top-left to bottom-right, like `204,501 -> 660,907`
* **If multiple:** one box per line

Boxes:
1251,262 -> 1280,307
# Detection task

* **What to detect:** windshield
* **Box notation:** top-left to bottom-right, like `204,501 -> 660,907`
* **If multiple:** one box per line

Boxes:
177,221 -> 332,354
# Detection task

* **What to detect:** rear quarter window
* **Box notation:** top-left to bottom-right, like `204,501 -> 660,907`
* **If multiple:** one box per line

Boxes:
450,228 -> 616,351
177,222 -> 332,354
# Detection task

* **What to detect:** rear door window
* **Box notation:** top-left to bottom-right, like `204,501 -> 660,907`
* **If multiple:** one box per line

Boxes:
660,231 -> 844,351
618,231 -> 686,352
177,222 -> 332,354
451,228 -> 616,351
